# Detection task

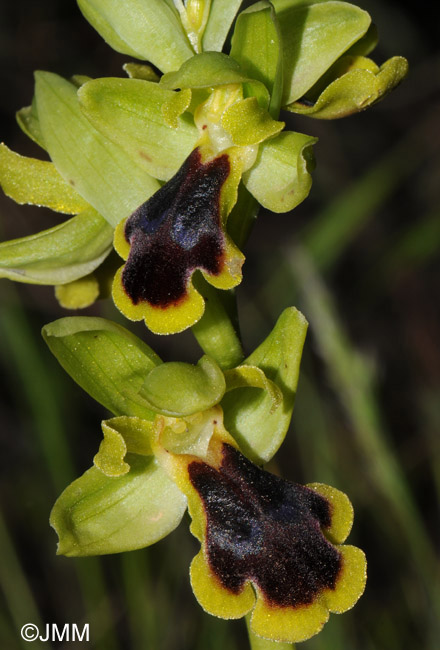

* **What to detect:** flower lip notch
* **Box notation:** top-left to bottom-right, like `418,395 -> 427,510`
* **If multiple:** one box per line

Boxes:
112,145 -> 244,335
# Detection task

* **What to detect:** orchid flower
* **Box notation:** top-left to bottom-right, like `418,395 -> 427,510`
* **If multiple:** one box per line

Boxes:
44,307 -> 365,644
0,0 -> 407,334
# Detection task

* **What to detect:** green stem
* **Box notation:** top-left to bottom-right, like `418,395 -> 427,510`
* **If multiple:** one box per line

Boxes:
191,275 -> 244,369
245,614 -> 295,650
191,185 -> 259,368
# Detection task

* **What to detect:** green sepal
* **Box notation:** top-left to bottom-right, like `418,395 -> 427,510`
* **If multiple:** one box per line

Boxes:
94,416 -> 154,477
123,62 -> 160,82
16,97 -> 46,149
222,307 -> 308,463
78,78 -> 197,182
50,454 -> 187,556
160,51 -> 247,89
160,52 -> 270,108
0,208 -> 113,285
0,143 -> 89,214
272,0 -> 371,105
77,0 -> 194,73
221,97 -> 284,146
35,71 -> 160,227
42,316 -> 161,418
202,0 -> 243,52
224,365 -> 283,414
288,55 -> 409,119
139,355 -> 226,417
55,274 -> 100,310
230,1 -> 284,118
243,131 -> 317,213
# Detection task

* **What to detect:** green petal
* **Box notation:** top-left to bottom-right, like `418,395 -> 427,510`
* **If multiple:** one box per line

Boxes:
95,420 -> 130,477
77,0 -> 194,73
123,62 -> 160,82
230,1 -> 283,117
293,52 -> 378,103
288,56 -> 408,119
160,408 -> 222,458
78,78 -> 198,182
139,356 -> 226,417
221,96 -> 284,146
94,416 -> 154,477
0,143 -> 89,214
0,208 -> 112,285
42,316 -> 161,418
16,97 -> 46,149
55,252 -> 122,309
162,88 -> 192,129
222,307 -> 308,463
70,74 -> 93,88
272,0 -> 371,104
35,71 -> 160,227
202,0 -> 243,52
50,454 -> 187,556
243,131 -> 317,213
224,365 -> 283,414
160,52 -> 270,108
55,274 -> 100,309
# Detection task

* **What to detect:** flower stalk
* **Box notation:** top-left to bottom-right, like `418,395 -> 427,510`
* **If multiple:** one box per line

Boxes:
190,277 -> 244,370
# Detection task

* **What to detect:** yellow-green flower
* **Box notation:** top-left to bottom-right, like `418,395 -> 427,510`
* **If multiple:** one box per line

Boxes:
0,0 -> 407,334
110,78 -> 285,333
43,309 -> 365,644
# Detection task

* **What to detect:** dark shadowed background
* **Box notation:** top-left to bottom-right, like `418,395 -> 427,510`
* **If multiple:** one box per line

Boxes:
0,1 -> 439,649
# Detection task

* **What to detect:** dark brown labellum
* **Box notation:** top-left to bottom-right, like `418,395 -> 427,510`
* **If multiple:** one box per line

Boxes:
189,443 -> 342,608
121,147 -> 230,308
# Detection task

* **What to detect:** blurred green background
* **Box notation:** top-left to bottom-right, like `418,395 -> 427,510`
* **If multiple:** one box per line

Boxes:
0,1 -> 439,649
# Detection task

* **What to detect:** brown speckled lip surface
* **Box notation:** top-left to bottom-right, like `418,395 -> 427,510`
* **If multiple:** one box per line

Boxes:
122,147 -> 230,308
189,443 -> 341,608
